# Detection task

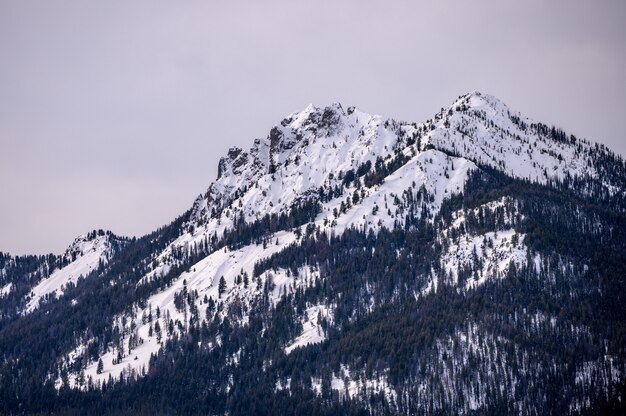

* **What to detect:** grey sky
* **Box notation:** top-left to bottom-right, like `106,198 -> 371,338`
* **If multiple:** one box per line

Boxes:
1,0 -> 625,255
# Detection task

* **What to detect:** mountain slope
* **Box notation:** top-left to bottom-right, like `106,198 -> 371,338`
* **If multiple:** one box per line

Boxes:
0,92 -> 624,415
25,230 -> 127,313
0,230 -> 129,318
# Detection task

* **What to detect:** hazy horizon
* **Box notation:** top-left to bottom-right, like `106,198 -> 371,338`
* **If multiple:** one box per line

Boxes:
2,0 -> 625,255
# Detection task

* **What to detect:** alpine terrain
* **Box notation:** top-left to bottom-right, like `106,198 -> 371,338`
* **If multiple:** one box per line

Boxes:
1,92 -> 625,415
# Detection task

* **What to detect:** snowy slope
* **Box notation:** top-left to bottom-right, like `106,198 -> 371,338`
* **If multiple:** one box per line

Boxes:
285,304 -> 333,354
440,229 -> 532,289
424,91 -> 612,188
321,149 -> 475,234
187,103 -> 416,231
25,232 -> 122,313
62,231 -> 325,388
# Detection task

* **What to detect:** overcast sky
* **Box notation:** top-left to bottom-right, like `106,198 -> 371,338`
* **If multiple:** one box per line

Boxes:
1,0 -> 625,255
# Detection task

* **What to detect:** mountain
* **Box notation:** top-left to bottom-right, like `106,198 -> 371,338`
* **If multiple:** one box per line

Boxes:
0,92 -> 625,415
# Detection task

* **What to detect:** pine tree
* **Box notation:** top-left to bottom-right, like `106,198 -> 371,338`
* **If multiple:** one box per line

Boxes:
155,320 -> 162,343
218,276 -> 227,298
97,358 -> 104,374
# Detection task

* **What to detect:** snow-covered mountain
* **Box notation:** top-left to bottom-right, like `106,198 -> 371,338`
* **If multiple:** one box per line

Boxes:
1,92 -> 625,415
54,91 -> 624,390
189,91 -> 619,236
144,91 -> 619,298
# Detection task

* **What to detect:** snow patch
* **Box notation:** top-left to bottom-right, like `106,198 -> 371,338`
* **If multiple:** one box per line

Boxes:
0,282 -> 13,297
439,229 -> 533,289
285,304 -> 333,354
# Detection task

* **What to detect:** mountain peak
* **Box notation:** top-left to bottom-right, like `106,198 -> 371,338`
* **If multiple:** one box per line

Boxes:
24,230 -> 125,313
283,102 -> 348,132
450,90 -> 511,115
63,230 -> 112,259
415,91 -> 625,189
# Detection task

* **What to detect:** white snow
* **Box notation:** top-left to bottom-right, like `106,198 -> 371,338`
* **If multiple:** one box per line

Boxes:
440,229 -> 531,289
285,304 -> 333,354
184,102 -> 412,241
277,364 -> 397,403
0,282 -> 13,297
321,149 -> 476,234
424,91 -> 604,188
25,234 -> 114,313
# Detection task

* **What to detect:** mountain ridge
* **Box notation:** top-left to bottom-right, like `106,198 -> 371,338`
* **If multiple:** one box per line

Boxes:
0,92 -> 624,415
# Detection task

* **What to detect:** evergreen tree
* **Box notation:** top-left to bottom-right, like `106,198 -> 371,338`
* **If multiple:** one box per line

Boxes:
218,276 -> 227,298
